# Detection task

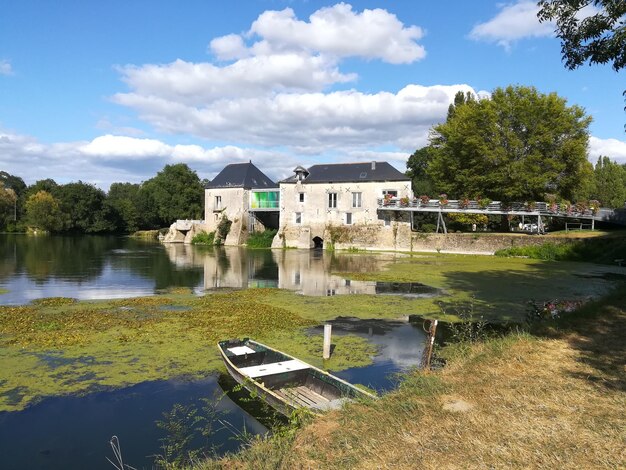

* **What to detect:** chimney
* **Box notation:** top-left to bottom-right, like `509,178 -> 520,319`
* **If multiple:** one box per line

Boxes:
371,161 -> 376,170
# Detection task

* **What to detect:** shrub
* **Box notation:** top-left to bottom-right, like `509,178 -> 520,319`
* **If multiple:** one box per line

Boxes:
216,216 -> 232,242
192,231 -> 215,245
247,229 -> 277,249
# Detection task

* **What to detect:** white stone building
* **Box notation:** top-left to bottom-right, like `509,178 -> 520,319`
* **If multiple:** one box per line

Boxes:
272,161 -> 412,250
204,162 -> 279,245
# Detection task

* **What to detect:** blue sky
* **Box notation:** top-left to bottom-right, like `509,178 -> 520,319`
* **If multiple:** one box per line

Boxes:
1,0 -> 624,189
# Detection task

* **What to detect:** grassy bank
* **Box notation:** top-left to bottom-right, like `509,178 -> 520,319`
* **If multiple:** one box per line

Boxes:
495,232 -> 626,264
199,289 -> 626,469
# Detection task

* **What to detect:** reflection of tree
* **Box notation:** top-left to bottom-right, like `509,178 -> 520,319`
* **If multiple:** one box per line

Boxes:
4,235 -> 114,283
109,239 -> 203,290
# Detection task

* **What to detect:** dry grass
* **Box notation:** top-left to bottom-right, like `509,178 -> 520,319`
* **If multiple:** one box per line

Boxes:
206,291 -> 626,470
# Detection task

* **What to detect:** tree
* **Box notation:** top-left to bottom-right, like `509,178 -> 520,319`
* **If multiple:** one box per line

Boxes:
428,85 -> 592,202
0,182 -> 17,229
24,191 -> 63,232
141,164 -> 204,226
406,147 -> 435,195
538,1 -> 626,71
55,181 -> 116,233
0,172 -> 26,225
591,156 -> 626,207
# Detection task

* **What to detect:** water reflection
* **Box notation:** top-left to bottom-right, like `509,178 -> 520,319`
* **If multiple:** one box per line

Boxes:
310,317 -> 428,392
0,235 -> 438,304
0,376 -> 266,470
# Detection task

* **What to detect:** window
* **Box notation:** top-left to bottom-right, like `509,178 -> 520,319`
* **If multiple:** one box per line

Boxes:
299,193 -> 305,203
214,195 -> 222,210
382,190 -> 397,198
384,214 -> 391,227
352,192 -> 362,208
328,192 -> 337,208
346,212 -> 352,225
295,212 -> 302,224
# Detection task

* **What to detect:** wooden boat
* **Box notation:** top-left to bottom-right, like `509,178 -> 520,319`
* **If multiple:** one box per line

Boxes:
218,338 -> 375,416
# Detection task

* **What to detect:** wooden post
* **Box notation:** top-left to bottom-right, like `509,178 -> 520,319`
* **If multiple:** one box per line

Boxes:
323,323 -> 332,359
422,320 -> 438,370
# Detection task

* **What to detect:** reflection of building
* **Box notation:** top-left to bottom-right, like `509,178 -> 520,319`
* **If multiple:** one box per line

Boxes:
272,250 -> 377,296
274,162 -> 412,249
162,245 -> 391,295
204,162 -> 280,245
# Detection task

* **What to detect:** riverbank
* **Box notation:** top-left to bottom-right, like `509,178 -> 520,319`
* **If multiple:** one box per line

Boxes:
199,289 -> 626,469
2,251 -> 624,413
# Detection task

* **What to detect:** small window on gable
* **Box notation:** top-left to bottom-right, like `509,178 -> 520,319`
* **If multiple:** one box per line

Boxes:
346,212 -> 352,225
295,212 -> 302,224
299,193 -> 305,203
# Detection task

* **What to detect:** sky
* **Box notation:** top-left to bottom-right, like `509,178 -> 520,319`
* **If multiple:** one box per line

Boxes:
1,0 -> 625,190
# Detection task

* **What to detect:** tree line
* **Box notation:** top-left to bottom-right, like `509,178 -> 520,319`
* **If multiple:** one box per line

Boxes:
0,164 -> 204,233
407,86 -> 626,210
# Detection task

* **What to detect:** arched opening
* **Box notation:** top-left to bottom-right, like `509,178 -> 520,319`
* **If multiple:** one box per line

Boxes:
312,236 -> 324,249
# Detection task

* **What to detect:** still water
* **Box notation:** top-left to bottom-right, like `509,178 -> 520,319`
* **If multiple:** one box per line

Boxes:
0,235 -> 430,468
0,234 -> 432,305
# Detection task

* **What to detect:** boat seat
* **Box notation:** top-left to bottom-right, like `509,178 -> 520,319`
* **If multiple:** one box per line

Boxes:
227,345 -> 256,356
239,359 -> 309,378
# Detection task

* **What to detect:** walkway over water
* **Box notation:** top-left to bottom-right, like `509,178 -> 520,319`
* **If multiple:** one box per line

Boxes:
377,198 -> 623,225
378,198 -> 615,221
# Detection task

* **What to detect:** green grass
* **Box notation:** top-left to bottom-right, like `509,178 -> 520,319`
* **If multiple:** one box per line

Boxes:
192,231 -> 215,245
495,236 -> 626,264
200,288 -> 626,469
246,229 -> 277,248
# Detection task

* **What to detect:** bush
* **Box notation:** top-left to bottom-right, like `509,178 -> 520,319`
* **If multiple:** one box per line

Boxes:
216,216 -> 232,242
192,231 -> 215,245
247,229 -> 277,248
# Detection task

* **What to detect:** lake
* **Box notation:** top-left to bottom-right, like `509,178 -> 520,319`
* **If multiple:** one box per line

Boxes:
0,235 -> 437,469
0,234 -> 623,469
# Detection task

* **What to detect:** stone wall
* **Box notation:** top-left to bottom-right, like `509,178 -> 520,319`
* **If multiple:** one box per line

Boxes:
408,232 -> 577,254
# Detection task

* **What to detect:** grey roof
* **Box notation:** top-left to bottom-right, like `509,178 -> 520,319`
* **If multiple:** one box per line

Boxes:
207,162 -> 277,189
280,161 -> 409,184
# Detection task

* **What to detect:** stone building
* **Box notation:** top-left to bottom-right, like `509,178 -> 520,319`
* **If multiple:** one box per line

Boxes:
204,162 -> 279,245
272,161 -> 412,250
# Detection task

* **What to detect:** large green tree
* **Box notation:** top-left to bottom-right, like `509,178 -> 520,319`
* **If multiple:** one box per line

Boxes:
428,85 -> 592,202
24,191 -> 63,232
55,181 -> 116,233
141,164 -> 204,226
591,156 -> 626,207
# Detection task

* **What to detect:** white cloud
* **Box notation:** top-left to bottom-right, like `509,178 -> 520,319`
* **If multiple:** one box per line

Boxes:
470,1 -> 553,49
79,135 -> 172,159
243,3 -> 425,64
0,60 -> 13,76
470,1 -> 601,50
0,129 -> 305,189
115,84 -> 477,151
589,136 -> 626,164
